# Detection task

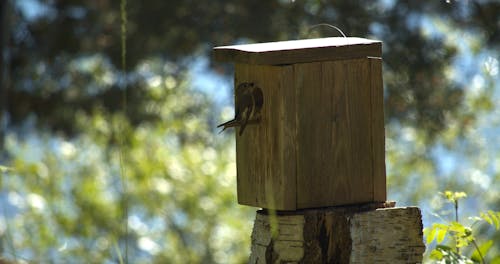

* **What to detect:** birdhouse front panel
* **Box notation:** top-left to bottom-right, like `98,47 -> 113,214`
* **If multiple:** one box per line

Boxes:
214,37 -> 386,210
294,58 -> 385,208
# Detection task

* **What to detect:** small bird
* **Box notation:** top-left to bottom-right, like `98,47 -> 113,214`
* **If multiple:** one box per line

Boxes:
218,82 -> 263,136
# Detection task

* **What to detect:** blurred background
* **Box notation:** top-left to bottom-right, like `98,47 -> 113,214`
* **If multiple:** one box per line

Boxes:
0,0 -> 498,263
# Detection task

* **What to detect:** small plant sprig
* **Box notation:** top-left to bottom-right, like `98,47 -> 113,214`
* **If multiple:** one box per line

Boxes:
424,191 -> 500,264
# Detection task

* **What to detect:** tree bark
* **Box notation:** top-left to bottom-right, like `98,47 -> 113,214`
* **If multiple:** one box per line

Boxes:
249,202 -> 425,264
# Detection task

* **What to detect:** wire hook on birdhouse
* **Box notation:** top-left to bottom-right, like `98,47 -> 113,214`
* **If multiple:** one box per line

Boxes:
307,23 -> 347,38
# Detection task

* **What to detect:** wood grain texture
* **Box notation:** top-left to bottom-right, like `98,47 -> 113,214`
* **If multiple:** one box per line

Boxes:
235,63 -> 296,210
296,59 -> 375,208
214,37 -> 381,65
369,58 -> 387,202
234,57 -> 385,209
346,59 -> 373,203
330,60 -> 353,203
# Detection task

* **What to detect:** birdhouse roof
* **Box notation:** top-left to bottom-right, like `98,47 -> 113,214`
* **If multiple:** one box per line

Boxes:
213,37 -> 381,65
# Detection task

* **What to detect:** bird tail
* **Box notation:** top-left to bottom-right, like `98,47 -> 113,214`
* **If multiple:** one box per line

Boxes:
217,119 -> 239,128
217,119 -> 240,134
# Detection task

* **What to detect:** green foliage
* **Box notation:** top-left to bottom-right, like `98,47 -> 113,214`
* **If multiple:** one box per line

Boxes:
7,0 -> 495,142
442,191 -> 467,203
3,99 -> 253,262
480,211 -> 500,230
1,54 -> 252,261
425,191 -> 500,263
471,240 -> 493,263
1,0 -> 499,262
0,166 -> 11,173
430,245 -> 474,264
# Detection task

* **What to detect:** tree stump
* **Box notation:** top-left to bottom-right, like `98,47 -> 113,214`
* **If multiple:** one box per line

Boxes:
249,202 -> 425,264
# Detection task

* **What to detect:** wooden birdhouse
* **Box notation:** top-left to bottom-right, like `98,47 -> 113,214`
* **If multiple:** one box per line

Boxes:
213,37 -> 386,210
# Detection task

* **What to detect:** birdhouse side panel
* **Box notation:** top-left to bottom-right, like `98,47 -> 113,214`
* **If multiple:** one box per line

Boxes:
295,59 -> 375,208
345,58 -> 375,202
235,63 -> 296,210
369,57 -> 386,202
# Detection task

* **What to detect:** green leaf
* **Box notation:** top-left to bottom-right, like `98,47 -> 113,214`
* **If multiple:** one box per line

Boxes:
425,227 -> 437,244
447,222 -> 473,248
442,190 -> 454,202
471,240 -> 492,263
434,245 -> 474,264
491,255 -> 500,264
448,221 -> 466,233
488,211 -> 500,229
441,190 -> 467,203
436,228 -> 447,244
425,223 -> 449,244
453,191 -> 467,200
430,248 -> 444,260
481,212 -> 493,225
481,211 -> 500,229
